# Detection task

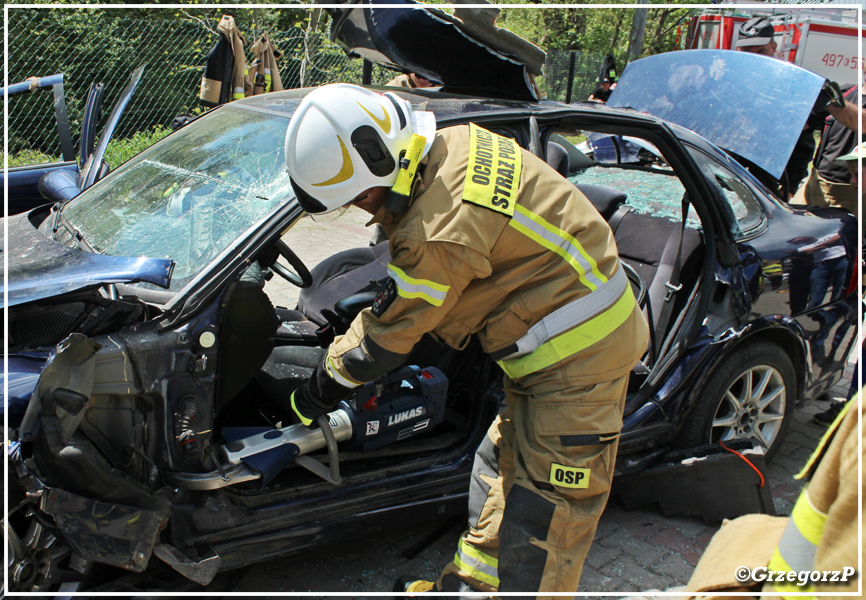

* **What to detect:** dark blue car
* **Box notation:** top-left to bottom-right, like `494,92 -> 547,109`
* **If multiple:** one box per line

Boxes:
3,50 -> 857,592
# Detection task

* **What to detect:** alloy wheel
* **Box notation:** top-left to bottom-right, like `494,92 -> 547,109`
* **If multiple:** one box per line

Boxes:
710,364 -> 787,450
5,498 -> 87,593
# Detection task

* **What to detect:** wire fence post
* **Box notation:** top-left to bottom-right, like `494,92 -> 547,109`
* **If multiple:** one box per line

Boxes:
362,60 -> 373,86
565,51 -> 576,104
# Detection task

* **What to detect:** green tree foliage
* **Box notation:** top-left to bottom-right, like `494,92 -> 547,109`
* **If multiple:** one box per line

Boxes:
500,2 -> 701,71
7,3 -> 705,163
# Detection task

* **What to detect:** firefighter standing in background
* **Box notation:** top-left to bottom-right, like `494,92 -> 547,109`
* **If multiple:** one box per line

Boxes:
283,83 -> 648,594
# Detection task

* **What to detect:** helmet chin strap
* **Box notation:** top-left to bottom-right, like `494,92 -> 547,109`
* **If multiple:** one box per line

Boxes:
384,133 -> 427,215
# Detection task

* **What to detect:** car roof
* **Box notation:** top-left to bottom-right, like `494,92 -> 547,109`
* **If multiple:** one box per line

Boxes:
236,85 -> 659,123
234,85 -> 725,161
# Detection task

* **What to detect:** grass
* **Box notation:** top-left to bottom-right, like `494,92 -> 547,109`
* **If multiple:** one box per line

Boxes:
102,125 -> 171,169
5,124 -> 172,170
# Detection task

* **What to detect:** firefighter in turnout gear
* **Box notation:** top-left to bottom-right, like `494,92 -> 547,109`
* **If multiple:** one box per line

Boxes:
284,83 -> 649,594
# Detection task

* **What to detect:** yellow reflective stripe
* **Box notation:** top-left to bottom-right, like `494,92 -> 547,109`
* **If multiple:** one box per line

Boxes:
510,205 -> 608,291
233,86 -> 245,100
290,391 -> 313,427
327,357 -> 362,389
387,263 -> 450,307
498,287 -> 634,379
774,505 -> 820,573
791,490 -> 827,546
767,547 -> 815,598
796,398 -> 853,479
453,539 -> 499,587
264,73 -> 272,93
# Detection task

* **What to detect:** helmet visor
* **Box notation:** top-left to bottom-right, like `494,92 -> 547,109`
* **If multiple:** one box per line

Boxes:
309,203 -> 349,224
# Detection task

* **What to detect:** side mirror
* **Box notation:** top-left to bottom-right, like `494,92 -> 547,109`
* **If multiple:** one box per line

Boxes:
38,169 -> 81,203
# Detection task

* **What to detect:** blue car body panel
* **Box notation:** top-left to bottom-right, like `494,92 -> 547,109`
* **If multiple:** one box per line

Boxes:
3,162 -> 78,215
2,212 -> 174,308
3,354 -> 52,430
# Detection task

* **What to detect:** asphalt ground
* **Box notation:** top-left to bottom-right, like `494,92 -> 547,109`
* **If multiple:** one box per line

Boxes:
206,211 -> 859,597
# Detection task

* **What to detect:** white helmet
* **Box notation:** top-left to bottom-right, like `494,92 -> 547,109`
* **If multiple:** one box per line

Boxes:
285,83 -> 436,215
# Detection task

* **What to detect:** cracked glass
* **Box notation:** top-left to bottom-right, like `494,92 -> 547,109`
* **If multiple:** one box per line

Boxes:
59,106 -> 293,291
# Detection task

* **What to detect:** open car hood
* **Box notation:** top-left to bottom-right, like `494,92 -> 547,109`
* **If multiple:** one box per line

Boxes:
608,50 -> 825,180
327,0 -> 545,101
2,213 -> 174,308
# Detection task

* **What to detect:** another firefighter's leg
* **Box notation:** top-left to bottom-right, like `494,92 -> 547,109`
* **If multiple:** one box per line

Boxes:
498,374 -> 629,594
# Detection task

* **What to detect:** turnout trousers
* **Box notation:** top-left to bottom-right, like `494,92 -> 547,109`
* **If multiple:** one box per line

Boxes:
437,368 -> 629,596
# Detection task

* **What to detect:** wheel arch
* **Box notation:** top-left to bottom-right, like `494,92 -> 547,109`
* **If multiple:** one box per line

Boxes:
734,323 -> 807,402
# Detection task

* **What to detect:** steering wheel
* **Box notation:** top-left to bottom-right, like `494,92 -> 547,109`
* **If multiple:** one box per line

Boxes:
270,240 -> 313,288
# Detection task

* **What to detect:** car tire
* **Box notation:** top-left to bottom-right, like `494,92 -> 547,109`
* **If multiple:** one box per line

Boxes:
677,339 -> 796,463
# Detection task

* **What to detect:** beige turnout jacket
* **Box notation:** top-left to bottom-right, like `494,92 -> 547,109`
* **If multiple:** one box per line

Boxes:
324,125 -> 647,391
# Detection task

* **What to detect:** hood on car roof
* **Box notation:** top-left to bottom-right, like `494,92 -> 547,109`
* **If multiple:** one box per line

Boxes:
608,50 -> 825,180
2,213 -> 174,308
327,0 -> 545,101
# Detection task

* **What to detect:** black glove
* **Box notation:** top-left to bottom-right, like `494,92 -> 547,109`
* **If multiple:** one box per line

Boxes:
289,385 -> 332,427
814,79 -> 846,113
288,354 -> 355,427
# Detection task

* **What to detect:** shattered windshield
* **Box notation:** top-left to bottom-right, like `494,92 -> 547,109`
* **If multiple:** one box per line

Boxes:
59,106 -> 293,291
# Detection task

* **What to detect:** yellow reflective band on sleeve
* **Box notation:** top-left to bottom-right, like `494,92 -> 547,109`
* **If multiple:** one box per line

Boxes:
767,546 -> 815,599
791,491 -> 827,546
796,398 -> 853,479
327,356 -> 362,389
549,463 -> 591,488
290,391 -> 313,427
386,263 -> 450,307
453,539 -> 500,588
498,288 -> 635,379
462,123 -> 520,217
510,204 -> 608,291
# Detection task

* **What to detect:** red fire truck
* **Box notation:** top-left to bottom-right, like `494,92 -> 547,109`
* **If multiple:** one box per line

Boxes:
687,8 -> 864,86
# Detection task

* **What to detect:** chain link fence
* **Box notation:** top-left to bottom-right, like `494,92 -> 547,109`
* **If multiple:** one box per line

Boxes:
7,10 -> 606,164
541,48 -> 611,104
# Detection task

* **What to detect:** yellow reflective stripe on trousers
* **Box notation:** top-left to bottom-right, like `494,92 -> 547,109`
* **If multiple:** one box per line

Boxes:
510,204 -> 608,291
498,287 -> 635,379
766,489 -> 827,599
233,86 -> 245,100
387,263 -> 450,307
453,539 -> 499,588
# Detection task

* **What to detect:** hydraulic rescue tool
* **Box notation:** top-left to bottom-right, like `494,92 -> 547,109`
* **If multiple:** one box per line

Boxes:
219,365 -> 448,486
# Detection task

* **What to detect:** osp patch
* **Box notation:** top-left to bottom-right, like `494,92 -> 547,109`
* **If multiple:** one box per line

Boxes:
549,463 -> 590,489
